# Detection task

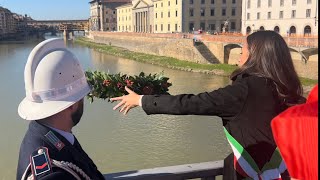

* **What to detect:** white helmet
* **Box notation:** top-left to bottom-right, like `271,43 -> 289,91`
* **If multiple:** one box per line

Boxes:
18,38 -> 91,120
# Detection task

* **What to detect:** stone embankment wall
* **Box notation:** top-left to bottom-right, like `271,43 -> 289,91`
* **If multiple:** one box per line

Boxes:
87,32 -> 318,79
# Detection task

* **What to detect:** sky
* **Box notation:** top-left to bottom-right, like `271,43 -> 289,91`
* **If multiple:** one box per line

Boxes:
0,0 -> 90,20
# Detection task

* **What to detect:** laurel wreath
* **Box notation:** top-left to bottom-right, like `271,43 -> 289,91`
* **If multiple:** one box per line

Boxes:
85,70 -> 172,103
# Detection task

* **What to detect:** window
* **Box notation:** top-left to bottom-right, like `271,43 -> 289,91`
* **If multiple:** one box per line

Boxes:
189,22 -> 194,31
222,8 -> 226,16
268,12 -> 271,19
280,0 -> 284,6
274,26 -> 280,33
161,2 -> 163,7
223,0 -> 226,4
211,0 -> 215,4
247,0 -> 250,8
156,3 -> 157,8
161,24 -> 163,31
155,24 -> 157,31
189,9 -> 194,16
106,11 -> 108,14
201,8 -> 205,16
201,0 -> 205,4
306,9 -> 311,17
209,24 -> 215,30
292,0 -> 296,5
247,13 -> 250,20
211,8 -> 215,16
307,0 -> 312,4
257,0 -> 261,7
200,22 -> 205,30
176,0 -> 178,5
279,11 -> 283,19
231,22 -> 236,30
168,1 -> 170,6
175,24 -> 178,31
106,18 -> 109,23
292,10 -> 296,18
232,0 -> 236,4
257,12 -> 260,19
156,13 -> 157,18
168,11 -> 170,17
168,24 -> 170,31
268,0 -> 272,7
161,12 -> 163,18
176,10 -> 178,17
304,25 -> 311,35
232,8 -> 236,16
190,0 -> 193,4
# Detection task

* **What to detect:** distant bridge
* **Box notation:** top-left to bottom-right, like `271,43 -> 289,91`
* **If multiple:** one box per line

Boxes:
27,19 -> 89,38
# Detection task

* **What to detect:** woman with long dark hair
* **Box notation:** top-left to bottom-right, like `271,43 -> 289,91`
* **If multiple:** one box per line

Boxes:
111,31 -> 305,179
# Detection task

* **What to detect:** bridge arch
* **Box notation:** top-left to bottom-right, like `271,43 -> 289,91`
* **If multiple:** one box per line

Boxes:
289,47 -> 309,63
224,43 -> 242,64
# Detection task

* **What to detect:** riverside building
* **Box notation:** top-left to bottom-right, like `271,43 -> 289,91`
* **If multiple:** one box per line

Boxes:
0,7 -> 15,36
89,0 -> 131,31
115,0 -> 242,33
241,0 -> 318,36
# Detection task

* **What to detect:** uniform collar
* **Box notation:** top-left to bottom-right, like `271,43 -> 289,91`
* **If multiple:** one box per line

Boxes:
44,125 -> 75,145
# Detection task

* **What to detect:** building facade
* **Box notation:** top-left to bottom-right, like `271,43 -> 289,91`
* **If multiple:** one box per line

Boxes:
116,0 -> 243,33
241,0 -> 318,35
89,0 -> 132,31
117,3 -> 133,32
0,7 -> 16,36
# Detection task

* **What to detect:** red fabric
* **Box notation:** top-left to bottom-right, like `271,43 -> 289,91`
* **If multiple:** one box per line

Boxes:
271,84 -> 318,180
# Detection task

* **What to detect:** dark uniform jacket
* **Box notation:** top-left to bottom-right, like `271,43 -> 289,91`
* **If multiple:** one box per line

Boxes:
142,74 -> 294,179
17,121 -> 104,180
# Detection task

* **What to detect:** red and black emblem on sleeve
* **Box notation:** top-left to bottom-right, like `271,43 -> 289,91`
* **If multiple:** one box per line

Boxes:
30,147 -> 52,178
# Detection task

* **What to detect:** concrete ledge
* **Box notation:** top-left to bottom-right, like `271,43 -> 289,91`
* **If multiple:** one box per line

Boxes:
104,160 -> 224,180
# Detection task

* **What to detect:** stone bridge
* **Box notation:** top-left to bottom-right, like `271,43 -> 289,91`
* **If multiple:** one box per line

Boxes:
27,19 -> 89,38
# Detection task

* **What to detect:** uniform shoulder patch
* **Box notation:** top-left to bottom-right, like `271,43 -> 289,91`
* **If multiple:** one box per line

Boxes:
45,131 -> 65,151
30,147 -> 52,178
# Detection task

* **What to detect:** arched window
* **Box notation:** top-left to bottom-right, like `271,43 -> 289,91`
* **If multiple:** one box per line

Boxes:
289,26 -> 296,35
274,26 -> 280,33
259,26 -> 265,31
304,25 -> 311,36
246,26 -> 251,34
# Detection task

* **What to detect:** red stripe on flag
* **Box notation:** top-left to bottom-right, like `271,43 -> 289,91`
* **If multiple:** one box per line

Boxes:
234,156 -> 250,178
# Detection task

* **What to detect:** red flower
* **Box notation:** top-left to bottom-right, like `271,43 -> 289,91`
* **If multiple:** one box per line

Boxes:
142,86 -> 154,95
117,82 -> 124,90
103,80 -> 111,86
125,79 -> 134,87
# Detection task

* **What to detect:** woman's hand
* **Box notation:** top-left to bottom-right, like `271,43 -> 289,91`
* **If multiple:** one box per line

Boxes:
110,86 -> 142,115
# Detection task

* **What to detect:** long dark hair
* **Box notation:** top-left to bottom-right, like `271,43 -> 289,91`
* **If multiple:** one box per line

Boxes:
230,31 -> 304,106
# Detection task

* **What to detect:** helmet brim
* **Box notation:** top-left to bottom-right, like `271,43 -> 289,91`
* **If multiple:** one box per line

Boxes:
18,85 -> 91,121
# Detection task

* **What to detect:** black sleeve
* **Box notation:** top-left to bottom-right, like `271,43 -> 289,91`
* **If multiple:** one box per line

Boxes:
142,80 -> 248,119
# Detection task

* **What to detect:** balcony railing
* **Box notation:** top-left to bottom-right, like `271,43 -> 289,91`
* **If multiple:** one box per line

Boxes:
104,160 -> 224,180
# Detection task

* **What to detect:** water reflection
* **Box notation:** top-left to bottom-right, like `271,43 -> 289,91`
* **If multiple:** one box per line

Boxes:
0,39 -> 231,179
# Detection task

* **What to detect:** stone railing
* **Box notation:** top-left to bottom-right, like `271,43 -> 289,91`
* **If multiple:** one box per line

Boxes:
104,160 -> 224,180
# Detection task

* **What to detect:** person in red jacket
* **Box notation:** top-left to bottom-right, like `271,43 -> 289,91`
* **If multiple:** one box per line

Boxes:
271,84 -> 318,180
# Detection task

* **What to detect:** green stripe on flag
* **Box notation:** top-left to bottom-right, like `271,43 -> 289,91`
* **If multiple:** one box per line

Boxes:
224,127 -> 260,173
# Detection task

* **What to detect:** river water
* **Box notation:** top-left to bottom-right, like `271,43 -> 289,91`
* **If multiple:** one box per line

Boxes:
0,36 -> 231,179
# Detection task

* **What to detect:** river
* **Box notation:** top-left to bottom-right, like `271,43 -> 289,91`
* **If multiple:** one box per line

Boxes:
0,35 -> 231,179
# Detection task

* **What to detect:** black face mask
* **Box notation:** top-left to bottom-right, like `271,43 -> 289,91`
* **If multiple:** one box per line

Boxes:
71,100 -> 84,127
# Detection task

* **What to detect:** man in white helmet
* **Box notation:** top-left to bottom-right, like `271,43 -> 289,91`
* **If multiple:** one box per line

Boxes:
17,38 -> 104,180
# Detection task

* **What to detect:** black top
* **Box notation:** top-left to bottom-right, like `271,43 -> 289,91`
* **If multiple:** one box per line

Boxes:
17,121 -> 104,180
142,74 -> 291,179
